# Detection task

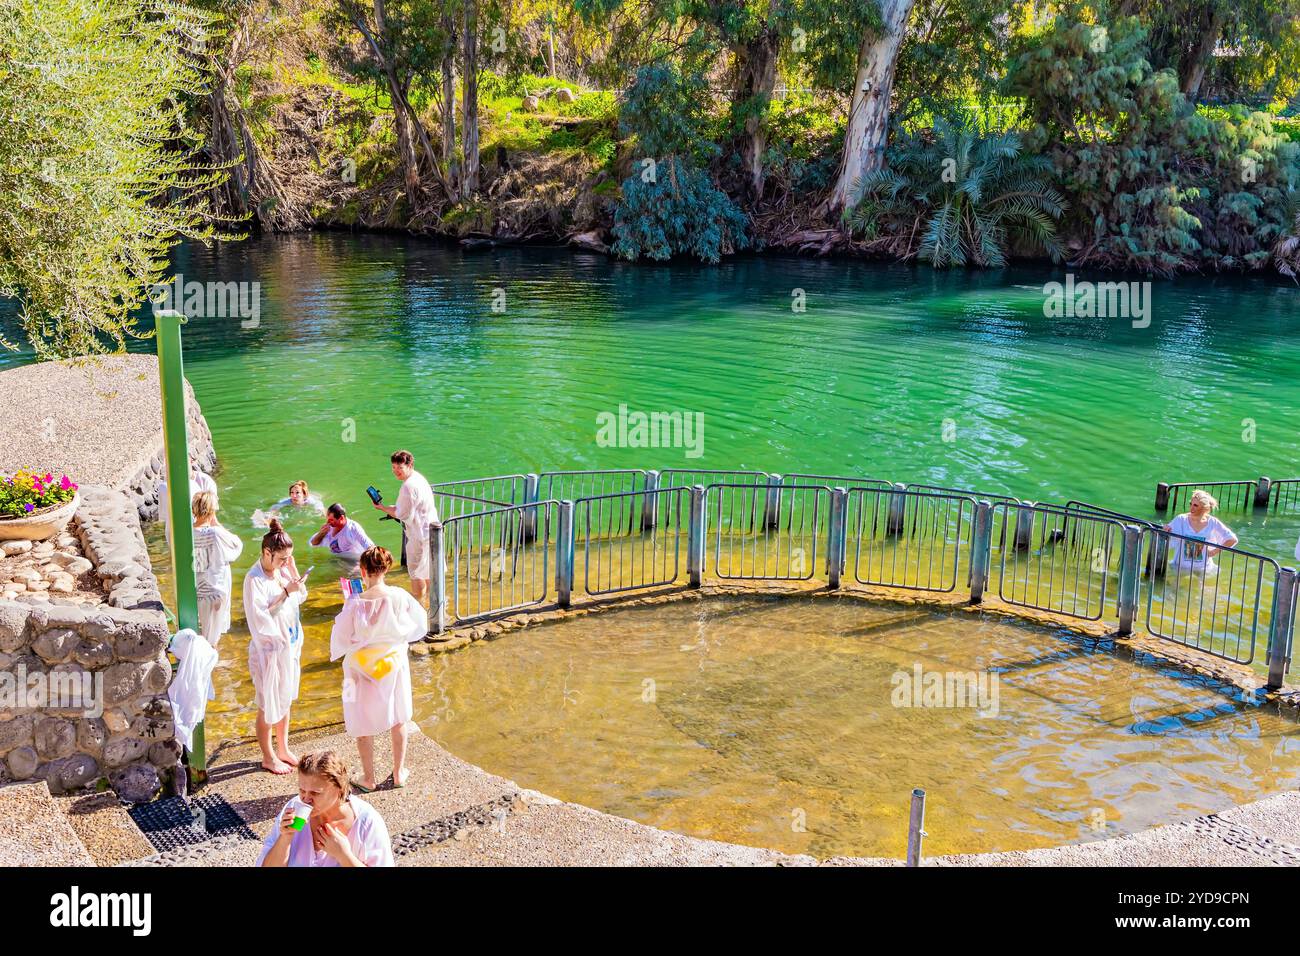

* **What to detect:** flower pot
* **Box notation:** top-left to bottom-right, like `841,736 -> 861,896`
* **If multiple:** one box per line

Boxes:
0,494 -> 79,542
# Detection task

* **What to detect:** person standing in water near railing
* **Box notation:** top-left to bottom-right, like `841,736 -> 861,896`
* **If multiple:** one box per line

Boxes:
329,546 -> 426,792
372,450 -> 438,605
191,491 -> 243,650
243,518 -> 310,774
1163,489 -> 1238,574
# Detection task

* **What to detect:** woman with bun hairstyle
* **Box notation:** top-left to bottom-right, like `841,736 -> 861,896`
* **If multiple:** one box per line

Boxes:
329,546 -> 426,791
243,518 -> 310,774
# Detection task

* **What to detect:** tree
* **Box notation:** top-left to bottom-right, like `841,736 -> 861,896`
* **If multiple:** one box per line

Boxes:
826,0 -> 916,216
0,0 -> 229,359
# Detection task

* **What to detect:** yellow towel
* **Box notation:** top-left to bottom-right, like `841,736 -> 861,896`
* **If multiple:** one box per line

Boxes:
345,644 -> 402,681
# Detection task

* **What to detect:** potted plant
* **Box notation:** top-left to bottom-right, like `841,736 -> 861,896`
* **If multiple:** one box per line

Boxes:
0,469 -> 80,541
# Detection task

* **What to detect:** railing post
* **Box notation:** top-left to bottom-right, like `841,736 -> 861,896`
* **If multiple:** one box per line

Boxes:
1255,476 -> 1272,510
1144,528 -> 1168,579
641,469 -> 660,531
1154,482 -> 1170,512
428,520 -> 446,635
1117,524 -> 1142,637
905,788 -> 926,867
522,472 -> 540,542
1266,567 -> 1297,691
556,500 -> 574,608
886,482 -> 907,536
969,500 -> 993,603
1013,501 -> 1036,552
827,487 -> 848,589
688,484 -> 706,587
763,474 -> 782,530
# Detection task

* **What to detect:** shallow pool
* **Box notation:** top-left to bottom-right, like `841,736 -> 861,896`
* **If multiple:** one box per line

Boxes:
417,595 -> 1300,859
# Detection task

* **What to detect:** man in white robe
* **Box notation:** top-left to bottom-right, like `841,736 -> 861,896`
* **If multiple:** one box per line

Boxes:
372,449 -> 438,604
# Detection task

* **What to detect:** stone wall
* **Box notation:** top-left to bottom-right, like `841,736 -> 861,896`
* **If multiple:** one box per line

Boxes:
125,391 -> 217,523
0,486 -> 177,802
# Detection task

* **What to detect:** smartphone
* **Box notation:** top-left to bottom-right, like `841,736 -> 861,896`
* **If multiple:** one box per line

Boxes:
300,565 -> 315,583
366,485 -> 383,505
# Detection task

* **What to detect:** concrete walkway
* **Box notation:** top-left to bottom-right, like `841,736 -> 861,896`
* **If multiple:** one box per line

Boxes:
105,723 -> 1299,868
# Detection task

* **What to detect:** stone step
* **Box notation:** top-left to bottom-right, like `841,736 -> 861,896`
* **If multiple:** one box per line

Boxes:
0,780 -> 95,866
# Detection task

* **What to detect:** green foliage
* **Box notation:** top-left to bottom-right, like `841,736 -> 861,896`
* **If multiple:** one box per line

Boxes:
0,0 -> 231,358
612,161 -> 751,263
611,64 -> 749,262
847,118 -> 1066,267
1006,16 -> 1300,274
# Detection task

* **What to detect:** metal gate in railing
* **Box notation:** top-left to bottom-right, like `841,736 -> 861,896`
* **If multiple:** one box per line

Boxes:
707,482 -> 829,580
430,474 -> 528,517
1140,527 -> 1277,665
1156,479 -> 1260,513
1269,478 -> 1300,515
440,500 -> 557,623
538,469 -> 645,503
992,502 -> 1124,620
658,469 -> 769,490
846,487 -> 976,593
579,487 -> 688,596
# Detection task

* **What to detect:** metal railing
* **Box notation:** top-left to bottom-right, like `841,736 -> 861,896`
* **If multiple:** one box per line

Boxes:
435,500 -> 556,625
1155,479 -> 1264,513
422,468 -> 1299,689
580,487 -> 687,595
846,487 -> 975,593
992,502 -> 1124,621
708,482 -> 829,581
1141,528 -> 1277,665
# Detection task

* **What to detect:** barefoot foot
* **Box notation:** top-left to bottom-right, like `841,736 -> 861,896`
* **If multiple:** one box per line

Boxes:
261,758 -> 292,775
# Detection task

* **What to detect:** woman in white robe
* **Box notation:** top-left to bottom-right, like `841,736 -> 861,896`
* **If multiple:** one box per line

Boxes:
329,546 -> 426,791
191,492 -> 243,649
243,517 -> 308,774
257,750 -> 394,867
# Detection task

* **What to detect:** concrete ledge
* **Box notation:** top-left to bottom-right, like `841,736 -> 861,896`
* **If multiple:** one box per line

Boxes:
0,780 -> 94,866
0,354 -> 216,522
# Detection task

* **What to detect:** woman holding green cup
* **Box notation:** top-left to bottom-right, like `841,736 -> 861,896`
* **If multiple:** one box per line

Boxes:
257,750 -> 394,867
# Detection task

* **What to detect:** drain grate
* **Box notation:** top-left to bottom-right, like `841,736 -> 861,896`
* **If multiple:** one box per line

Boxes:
128,795 -> 257,853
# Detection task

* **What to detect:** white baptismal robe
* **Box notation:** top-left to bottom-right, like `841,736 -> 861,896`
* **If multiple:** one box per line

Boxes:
243,561 -> 306,724
193,524 -> 243,645
395,470 -> 439,580
329,585 -> 427,737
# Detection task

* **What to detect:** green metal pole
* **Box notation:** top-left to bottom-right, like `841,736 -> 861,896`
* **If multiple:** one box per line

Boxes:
155,310 -> 205,784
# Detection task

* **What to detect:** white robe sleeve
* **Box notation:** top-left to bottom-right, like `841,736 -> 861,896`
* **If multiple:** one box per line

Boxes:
355,803 -> 395,867
394,590 -> 428,643
243,572 -> 283,648
255,800 -> 294,866
217,526 -> 244,563
329,602 -> 359,662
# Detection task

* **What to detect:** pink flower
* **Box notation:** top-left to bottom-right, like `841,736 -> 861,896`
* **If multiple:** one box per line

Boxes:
59,476 -> 71,491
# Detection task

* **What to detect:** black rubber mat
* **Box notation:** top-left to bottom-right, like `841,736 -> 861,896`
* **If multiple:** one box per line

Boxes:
128,795 -> 257,853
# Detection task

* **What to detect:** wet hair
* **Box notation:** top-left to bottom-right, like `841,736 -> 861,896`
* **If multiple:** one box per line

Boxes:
297,750 -> 350,800
191,491 -> 217,521
261,517 -> 293,554
390,450 -> 413,467
1189,489 -> 1219,511
289,480 -> 309,497
327,502 -> 346,519
359,546 -> 393,576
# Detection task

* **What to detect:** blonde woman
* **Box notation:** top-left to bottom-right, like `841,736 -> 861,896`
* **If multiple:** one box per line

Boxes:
191,491 -> 243,649
257,750 -> 394,867
243,519 -> 309,774
1163,490 -> 1238,573
329,546 -> 426,791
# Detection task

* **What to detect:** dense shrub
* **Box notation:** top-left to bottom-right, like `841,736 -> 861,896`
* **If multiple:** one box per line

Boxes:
610,64 -> 750,263
846,118 -> 1065,267
1006,17 -> 1300,275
